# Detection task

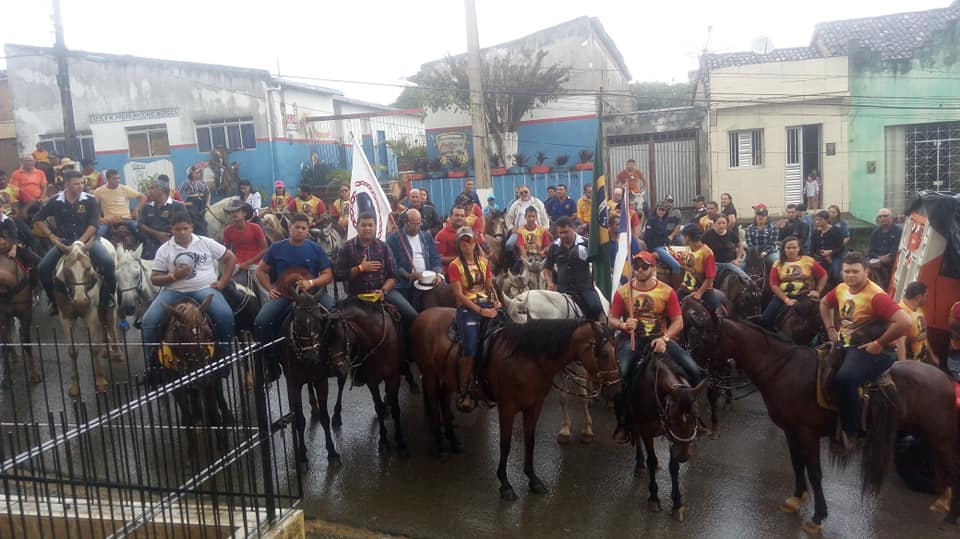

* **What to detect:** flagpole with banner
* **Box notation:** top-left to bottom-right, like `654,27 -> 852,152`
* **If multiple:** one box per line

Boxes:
347,133 -> 394,242
587,107 -> 611,299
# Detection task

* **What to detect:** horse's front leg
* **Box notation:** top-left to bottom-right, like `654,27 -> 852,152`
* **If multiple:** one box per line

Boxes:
386,376 -> 408,458
307,383 -> 320,420
644,435 -> 661,512
523,402 -> 547,495
333,373 -> 346,428
285,379 -> 309,464
556,382 -> 573,444
497,403 -> 518,501
64,322 -> 83,399
706,377 -> 721,438
800,434 -> 828,534
18,316 -> 39,385
311,379 -> 339,463
669,456 -> 685,521
779,432 -> 809,513
368,382 -> 390,450
579,371 -> 594,443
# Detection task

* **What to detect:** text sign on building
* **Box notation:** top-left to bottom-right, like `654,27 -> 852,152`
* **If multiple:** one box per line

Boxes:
89,107 -> 180,124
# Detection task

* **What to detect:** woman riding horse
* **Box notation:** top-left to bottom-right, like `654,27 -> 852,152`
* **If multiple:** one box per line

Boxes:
759,235 -> 828,330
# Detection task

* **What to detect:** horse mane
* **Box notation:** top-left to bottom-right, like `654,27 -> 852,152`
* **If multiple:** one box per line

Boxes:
737,319 -> 800,346
275,267 -> 313,297
497,319 -> 592,360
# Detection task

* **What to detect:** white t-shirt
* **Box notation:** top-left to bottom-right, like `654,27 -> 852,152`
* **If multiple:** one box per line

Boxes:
406,233 -> 426,273
152,234 -> 227,292
242,192 -> 262,211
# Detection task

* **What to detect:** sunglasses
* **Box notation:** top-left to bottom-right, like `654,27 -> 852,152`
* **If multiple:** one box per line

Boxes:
633,262 -> 652,270
519,191 -> 529,195
460,236 -> 475,242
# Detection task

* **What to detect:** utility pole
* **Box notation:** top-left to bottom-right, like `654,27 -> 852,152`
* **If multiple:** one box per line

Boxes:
464,0 -> 491,191
52,0 -> 77,159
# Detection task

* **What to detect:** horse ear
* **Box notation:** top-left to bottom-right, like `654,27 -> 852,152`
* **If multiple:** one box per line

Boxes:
690,379 -> 709,399
161,302 -> 181,319
199,294 -> 214,313
133,244 -> 143,259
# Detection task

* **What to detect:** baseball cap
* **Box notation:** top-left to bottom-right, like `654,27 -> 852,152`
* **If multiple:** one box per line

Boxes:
487,195 -> 496,201
692,195 -> 705,202
456,226 -> 475,240
633,251 -> 658,265
752,202 -> 768,211
274,180 -> 284,188
664,195 -> 675,202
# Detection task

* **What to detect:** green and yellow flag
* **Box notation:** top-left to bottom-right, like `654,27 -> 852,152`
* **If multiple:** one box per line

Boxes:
587,119 -> 611,298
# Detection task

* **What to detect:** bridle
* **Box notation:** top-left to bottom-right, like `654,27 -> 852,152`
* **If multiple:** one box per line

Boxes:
167,313 -> 215,370
652,359 -> 699,444
554,325 -> 621,397
117,260 -> 145,295
326,303 -> 389,373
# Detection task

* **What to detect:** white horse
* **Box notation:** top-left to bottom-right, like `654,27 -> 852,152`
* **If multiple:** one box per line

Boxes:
501,288 -> 611,444
519,253 -> 547,291
115,244 -> 155,327
204,197 -> 234,242
54,240 -> 123,398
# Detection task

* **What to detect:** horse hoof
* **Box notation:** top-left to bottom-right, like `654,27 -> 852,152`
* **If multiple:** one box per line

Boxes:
580,432 -> 595,445
672,506 -> 686,522
500,487 -> 518,502
529,481 -> 548,495
557,432 -> 572,445
327,454 -> 342,467
67,383 -> 80,399
780,493 -> 809,513
95,377 -> 108,394
801,521 -> 822,535
648,500 -> 662,513
332,415 -> 342,428
931,498 -> 950,513
709,430 -> 720,441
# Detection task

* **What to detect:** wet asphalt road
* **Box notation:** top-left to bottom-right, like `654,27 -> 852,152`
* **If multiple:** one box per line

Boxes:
294,378 -> 959,539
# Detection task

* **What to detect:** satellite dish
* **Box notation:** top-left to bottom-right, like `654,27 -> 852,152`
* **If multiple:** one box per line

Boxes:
750,36 -> 775,54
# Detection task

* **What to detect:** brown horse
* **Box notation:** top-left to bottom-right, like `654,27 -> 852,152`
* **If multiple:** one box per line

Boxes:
277,278 -> 344,465
684,313 -> 957,534
326,298 -> 408,456
775,295 -> 827,345
742,246 -> 772,306
623,348 -> 708,521
405,283 -> 457,311
411,309 -> 621,500
0,252 -> 37,388
713,269 -> 762,320
483,209 -> 507,274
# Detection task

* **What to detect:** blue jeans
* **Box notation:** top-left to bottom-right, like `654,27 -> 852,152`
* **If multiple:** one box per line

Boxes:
457,306 -> 483,358
385,289 -> 417,331
97,219 -> 139,238
253,294 -> 335,343
505,233 -> 518,252
716,262 -> 750,281
141,288 -> 235,365
39,240 -> 116,304
615,338 -> 700,386
652,246 -> 682,274
759,296 -> 786,329
835,347 -> 895,437
566,287 -> 604,321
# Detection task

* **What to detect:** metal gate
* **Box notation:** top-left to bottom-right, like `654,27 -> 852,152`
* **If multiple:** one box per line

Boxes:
906,121 -> 960,197
607,130 -> 700,206
785,127 -> 803,206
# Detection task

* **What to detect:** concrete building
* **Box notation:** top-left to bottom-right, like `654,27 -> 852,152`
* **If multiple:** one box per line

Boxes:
0,71 -> 17,174
698,1 -> 960,220
415,17 -> 632,167
4,44 -> 423,194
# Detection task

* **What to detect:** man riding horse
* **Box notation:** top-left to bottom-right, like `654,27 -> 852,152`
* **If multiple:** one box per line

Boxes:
138,178 -> 189,261
0,210 -> 39,286
254,212 -> 335,382
819,251 -> 912,455
543,217 -> 603,321
758,235 -> 828,329
35,170 -> 117,317
609,251 -> 701,444
676,224 -> 721,313
141,213 -> 237,371
386,208 -> 444,308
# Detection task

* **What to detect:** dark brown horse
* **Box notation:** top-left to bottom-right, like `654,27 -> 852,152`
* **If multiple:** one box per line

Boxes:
742,246 -> 772,307
713,269 -> 762,320
775,295 -> 827,345
0,253 -> 37,388
684,313 -> 957,534
623,348 -> 708,522
483,209 -> 507,274
411,309 -> 621,500
405,283 -> 457,311
326,297 -> 408,456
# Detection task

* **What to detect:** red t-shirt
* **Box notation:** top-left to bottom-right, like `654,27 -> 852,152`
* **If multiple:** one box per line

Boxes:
609,281 -> 681,320
222,222 -> 266,264
435,225 -> 459,270
515,225 -> 551,252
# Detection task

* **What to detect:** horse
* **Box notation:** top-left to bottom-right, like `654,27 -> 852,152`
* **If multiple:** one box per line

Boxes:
713,269 -> 761,320
483,209 -> 507,274
213,162 -> 239,196
622,349 -> 708,521
311,218 -> 344,265
278,282 -> 344,465
115,244 -> 155,328
204,197 -> 235,242
260,213 -> 288,244
159,295 -> 231,456
683,311 -> 958,534
518,253 -> 547,291
325,297 -> 408,457
497,270 -> 530,299
221,278 -> 261,391
54,240 -> 122,398
500,289 -> 610,445
742,246 -> 772,306
0,252 -> 37,388
775,295 -> 827,345
411,311 -> 621,500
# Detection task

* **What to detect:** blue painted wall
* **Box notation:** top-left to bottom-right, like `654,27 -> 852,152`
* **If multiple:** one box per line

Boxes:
412,169 -> 594,217
425,116 -> 598,167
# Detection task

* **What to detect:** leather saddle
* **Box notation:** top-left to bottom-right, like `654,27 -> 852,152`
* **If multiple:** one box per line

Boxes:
815,343 -> 896,434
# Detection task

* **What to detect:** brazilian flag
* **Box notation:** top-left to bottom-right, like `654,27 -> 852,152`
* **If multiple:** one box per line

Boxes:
587,119 -> 611,298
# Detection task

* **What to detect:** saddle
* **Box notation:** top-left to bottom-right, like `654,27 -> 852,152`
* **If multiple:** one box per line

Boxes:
815,343 -> 896,435
448,311 -> 507,393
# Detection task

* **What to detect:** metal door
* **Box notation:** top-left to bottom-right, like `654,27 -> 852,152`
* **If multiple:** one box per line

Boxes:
785,127 -> 803,206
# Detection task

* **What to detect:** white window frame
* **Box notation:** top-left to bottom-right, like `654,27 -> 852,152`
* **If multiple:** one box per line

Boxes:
728,129 -> 763,168
126,124 -> 170,158
195,117 -> 257,152
38,132 -> 96,161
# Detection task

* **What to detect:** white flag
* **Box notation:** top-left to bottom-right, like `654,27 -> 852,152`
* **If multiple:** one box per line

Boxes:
347,135 -> 393,241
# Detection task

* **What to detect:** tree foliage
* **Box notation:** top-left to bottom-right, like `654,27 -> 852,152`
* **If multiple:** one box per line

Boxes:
630,81 -> 692,111
410,49 -> 569,157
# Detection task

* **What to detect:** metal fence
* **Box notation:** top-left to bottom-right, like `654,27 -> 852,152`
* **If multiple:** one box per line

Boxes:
0,333 -> 300,538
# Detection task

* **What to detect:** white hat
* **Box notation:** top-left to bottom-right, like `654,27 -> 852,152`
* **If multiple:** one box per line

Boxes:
413,270 -> 440,291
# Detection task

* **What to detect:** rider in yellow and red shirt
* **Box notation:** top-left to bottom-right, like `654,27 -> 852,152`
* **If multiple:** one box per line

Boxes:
608,250 -> 701,443
286,184 -> 327,226
895,281 -> 937,365
678,224 -> 721,312
515,206 -> 551,271
759,235 -> 828,328
820,251 -> 911,454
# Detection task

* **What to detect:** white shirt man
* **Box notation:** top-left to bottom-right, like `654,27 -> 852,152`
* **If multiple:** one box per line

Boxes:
153,234 -> 228,293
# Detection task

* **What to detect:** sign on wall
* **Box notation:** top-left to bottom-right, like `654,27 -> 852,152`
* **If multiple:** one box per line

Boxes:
90,108 -> 180,124
123,159 -> 176,191
434,132 -> 468,165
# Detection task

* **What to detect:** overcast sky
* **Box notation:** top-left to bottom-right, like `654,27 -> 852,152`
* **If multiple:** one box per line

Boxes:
1,0 -> 950,105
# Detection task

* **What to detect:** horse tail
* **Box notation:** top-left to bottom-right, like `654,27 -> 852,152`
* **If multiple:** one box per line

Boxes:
860,384 -> 901,496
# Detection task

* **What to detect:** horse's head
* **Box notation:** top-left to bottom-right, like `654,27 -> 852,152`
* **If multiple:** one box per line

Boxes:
161,295 -> 215,371
521,253 -> 544,274
115,244 -> 145,317
485,210 -> 507,238
287,291 -> 333,369
56,240 -> 98,309
681,295 -> 727,371
579,321 -> 621,400
664,377 -> 709,463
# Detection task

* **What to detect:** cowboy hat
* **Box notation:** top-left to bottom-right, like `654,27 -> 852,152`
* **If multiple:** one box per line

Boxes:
225,198 -> 253,218
413,270 -> 441,291
56,157 -> 77,170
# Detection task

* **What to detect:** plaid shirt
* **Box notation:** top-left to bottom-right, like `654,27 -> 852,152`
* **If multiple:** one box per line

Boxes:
336,237 -> 397,295
745,223 -> 779,254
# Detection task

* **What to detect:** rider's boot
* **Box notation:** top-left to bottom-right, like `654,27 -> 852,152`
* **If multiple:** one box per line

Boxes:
456,356 -> 476,412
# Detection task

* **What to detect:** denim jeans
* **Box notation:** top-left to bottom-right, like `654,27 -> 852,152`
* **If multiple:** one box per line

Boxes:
835,347 -> 895,437
253,294 -> 335,343
616,338 -> 700,386
457,306 -> 483,358
652,246 -> 682,274
567,287 -> 604,321
97,220 -> 139,238
385,289 -> 418,331
505,233 -> 518,252
141,288 -> 235,366
716,262 -> 750,281
759,296 -> 786,329
39,240 -> 116,304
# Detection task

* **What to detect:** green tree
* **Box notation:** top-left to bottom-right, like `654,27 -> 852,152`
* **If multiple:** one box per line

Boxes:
411,49 -> 569,158
630,81 -> 692,111
391,86 -> 431,109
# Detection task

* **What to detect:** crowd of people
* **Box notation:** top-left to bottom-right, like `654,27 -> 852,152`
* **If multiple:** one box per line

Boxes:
1,151 -> 958,451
